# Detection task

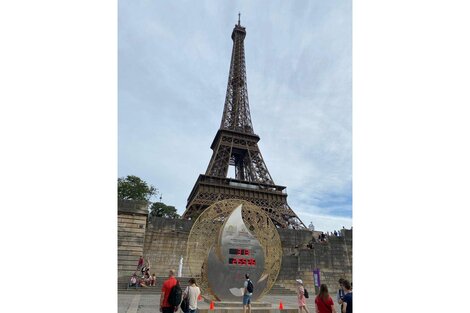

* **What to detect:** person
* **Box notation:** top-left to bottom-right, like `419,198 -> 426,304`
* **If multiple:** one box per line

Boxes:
341,280 -> 352,313
307,240 -> 314,249
337,279 -> 345,313
151,273 -> 157,286
293,245 -> 299,256
141,258 -> 151,276
143,273 -> 151,286
160,269 -> 178,313
243,273 -> 253,313
182,277 -> 201,313
314,284 -> 336,313
129,273 -> 139,289
139,274 -> 149,288
137,256 -> 144,270
296,279 -> 310,313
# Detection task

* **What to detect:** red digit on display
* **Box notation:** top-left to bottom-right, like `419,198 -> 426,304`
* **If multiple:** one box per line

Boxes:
237,249 -> 241,255
232,258 -> 237,264
245,249 -> 249,255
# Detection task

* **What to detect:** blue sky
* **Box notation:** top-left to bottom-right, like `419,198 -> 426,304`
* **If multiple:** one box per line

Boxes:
118,0 -> 352,231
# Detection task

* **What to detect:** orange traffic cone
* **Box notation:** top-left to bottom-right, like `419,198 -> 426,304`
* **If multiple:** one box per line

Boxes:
210,301 -> 215,310
279,301 -> 284,310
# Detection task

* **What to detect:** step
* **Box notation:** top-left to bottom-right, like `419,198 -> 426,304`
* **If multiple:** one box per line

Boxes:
202,301 -> 271,308
118,288 -> 297,296
197,309 -> 297,313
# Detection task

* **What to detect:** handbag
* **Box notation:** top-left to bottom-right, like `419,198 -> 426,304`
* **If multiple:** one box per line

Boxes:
180,286 -> 190,313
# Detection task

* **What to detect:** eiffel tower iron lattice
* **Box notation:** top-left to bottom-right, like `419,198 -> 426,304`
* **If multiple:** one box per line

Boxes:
183,18 -> 306,229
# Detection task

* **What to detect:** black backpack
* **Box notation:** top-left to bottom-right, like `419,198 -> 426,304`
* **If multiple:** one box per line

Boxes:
168,280 -> 182,307
246,279 -> 254,293
304,287 -> 309,298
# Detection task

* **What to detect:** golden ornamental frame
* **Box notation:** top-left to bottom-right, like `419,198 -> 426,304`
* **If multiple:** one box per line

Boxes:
186,199 -> 283,300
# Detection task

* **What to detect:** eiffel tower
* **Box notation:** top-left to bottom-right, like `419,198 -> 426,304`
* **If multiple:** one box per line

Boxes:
183,16 -> 305,229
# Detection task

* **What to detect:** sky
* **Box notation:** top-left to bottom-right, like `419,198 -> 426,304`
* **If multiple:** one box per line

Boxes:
118,0 -> 352,231
4,1 -> 470,312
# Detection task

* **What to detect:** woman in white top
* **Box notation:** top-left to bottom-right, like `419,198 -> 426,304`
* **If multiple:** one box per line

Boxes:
182,277 -> 201,313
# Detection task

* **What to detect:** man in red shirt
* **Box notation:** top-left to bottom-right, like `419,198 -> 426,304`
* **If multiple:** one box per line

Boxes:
160,269 -> 178,313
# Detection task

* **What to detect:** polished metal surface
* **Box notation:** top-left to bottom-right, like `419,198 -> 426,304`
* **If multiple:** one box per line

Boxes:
186,199 -> 282,302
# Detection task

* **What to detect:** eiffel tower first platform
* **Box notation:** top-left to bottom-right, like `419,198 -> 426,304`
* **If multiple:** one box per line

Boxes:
183,17 -> 306,229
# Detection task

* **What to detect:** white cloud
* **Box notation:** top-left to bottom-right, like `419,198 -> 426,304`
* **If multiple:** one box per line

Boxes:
119,1 -> 352,231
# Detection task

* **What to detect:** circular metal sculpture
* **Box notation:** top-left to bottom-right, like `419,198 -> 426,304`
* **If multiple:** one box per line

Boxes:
186,199 -> 282,301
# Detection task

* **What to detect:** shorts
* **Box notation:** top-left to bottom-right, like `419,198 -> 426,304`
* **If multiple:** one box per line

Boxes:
243,294 -> 252,305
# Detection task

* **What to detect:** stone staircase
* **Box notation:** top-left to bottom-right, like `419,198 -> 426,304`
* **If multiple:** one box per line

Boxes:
119,276 -> 191,293
267,284 -> 297,296
119,277 -> 296,296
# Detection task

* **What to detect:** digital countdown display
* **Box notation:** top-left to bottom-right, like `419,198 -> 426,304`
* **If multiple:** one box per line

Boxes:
228,248 -> 256,266
229,248 -> 250,255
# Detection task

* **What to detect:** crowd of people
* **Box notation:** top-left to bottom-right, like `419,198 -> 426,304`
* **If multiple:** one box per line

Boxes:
296,277 -> 353,313
305,229 -> 345,248
318,229 -> 346,242
128,256 -> 157,288
127,257 -> 352,313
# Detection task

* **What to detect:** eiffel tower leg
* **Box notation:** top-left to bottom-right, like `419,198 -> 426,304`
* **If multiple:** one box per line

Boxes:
205,143 -> 232,178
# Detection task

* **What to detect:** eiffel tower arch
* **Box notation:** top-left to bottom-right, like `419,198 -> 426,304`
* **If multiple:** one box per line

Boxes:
183,18 -> 305,229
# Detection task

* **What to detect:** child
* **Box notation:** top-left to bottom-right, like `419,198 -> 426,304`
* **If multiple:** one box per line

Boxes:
151,273 -> 157,286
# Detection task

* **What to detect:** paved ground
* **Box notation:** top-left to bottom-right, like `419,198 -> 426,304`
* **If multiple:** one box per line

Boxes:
118,292 -> 343,313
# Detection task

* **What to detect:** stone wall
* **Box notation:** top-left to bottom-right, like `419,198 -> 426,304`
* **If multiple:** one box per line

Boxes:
117,200 -> 148,286
117,202 -> 352,293
142,217 -> 193,276
276,229 -> 352,292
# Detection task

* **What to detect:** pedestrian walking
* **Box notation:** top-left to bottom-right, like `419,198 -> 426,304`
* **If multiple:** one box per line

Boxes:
181,277 -> 201,313
314,284 -> 336,313
159,269 -> 178,313
137,256 -> 144,270
296,279 -> 310,313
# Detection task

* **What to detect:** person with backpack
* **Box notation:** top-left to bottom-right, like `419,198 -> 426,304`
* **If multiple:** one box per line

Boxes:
314,284 -> 336,313
243,273 -> 253,313
181,277 -> 201,313
160,269 -> 179,313
296,279 -> 310,313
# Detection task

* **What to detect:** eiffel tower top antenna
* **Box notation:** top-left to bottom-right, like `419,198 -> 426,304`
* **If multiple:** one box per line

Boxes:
238,12 -> 241,26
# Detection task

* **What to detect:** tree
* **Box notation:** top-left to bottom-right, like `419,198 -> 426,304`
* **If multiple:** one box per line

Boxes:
118,175 -> 158,201
118,175 -> 180,219
150,202 -> 180,219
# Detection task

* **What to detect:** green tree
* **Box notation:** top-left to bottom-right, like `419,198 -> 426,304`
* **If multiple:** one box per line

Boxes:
150,202 -> 180,219
118,175 -> 158,201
